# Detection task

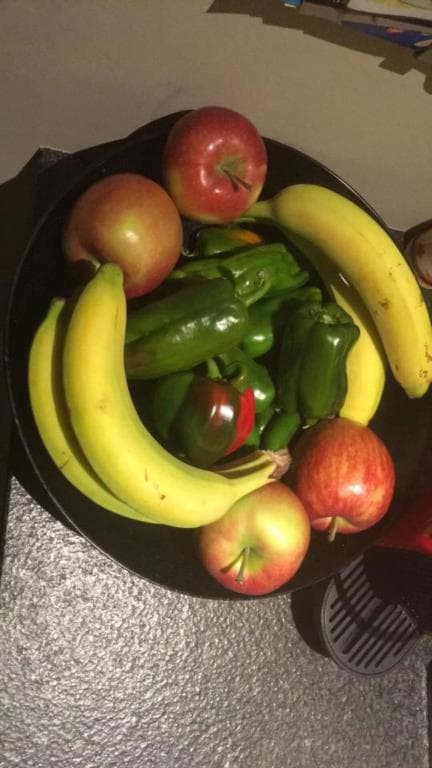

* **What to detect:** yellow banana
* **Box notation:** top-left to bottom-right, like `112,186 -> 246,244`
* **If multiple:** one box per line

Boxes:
289,235 -> 386,425
62,264 -> 278,528
28,298 -> 157,523
248,184 -> 432,399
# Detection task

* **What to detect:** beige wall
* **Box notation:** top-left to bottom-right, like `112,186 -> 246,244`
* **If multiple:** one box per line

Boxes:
1,0 -> 431,233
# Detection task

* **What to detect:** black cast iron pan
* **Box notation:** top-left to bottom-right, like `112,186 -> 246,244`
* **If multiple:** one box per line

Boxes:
5,111 -> 432,599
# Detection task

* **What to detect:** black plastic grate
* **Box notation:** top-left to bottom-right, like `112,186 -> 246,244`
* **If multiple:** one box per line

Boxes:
318,548 -> 432,676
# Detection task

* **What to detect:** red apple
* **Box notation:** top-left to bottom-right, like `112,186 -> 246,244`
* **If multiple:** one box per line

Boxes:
63,173 -> 183,299
197,482 -> 311,596
162,106 -> 267,224
289,417 -> 395,540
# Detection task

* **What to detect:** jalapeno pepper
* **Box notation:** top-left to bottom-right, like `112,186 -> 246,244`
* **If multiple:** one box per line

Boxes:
149,371 -> 255,468
261,409 -> 301,452
241,285 -> 323,359
212,347 -> 275,414
277,301 -> 360,427
124,278 -> 249,380
168,243 -> 309,306
194,226 -> 263,257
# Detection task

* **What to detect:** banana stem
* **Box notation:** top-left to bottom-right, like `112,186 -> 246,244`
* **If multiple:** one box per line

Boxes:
216,448 -> 290,479
245,199 -> 272,219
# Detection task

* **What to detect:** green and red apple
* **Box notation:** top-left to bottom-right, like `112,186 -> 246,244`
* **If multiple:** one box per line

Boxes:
63,172 -> 183,298
162,106 -> 267,224
197,482 -> 311,596
290,417 -> 395,539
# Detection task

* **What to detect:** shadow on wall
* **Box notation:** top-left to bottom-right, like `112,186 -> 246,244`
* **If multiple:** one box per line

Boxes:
207,0 -> 432,92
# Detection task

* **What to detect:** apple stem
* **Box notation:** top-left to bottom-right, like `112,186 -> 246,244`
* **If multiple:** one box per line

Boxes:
220,546 -> 252,584
328,516 -> 339,543
236,546 -> 251,584
222,169 -> 252,193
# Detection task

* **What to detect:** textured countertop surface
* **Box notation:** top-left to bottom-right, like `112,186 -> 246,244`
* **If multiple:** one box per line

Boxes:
0,477 -> 431,768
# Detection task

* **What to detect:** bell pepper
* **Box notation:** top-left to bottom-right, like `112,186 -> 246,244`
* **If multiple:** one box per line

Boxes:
168,242 -> 309,306
277,301 -> 360,427
212,347 -> 275,414
194,226 -> 263,257
241,285 -> 323,359
150,371 -> 255,468
124,278 -> 249,380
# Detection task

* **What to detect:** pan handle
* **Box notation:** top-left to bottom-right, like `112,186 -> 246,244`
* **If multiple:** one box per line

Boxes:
0,160 -> 44,582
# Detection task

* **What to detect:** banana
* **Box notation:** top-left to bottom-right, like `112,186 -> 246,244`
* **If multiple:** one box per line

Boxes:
28,298 -> 157,523
289,235 -> 386,425
62,264 -> 278,529
248,185 -> 432,399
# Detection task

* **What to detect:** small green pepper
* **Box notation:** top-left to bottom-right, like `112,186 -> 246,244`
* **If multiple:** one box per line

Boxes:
243,405 -> 275,449
213,347 -> 275,414
277,301 -> 360,427
241,285 -> 323,359
194,226 -> 263,257
261,410 -> 301,451
124,278 -> 249,380
168,242 -> 309,306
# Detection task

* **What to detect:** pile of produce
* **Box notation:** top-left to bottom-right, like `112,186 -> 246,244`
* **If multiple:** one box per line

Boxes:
28,106 -> 432,596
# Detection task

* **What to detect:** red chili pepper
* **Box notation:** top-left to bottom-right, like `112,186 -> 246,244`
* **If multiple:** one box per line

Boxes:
224,387 -> 255,456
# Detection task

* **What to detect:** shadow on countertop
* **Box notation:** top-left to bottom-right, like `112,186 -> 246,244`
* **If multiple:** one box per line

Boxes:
207,0 -> 432,92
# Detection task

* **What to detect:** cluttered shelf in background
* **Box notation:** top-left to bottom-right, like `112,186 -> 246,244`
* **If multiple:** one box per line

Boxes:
281,0 -> 432,60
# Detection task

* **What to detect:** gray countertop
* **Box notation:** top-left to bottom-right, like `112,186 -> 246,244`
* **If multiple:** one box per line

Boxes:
0,477 -> 431,768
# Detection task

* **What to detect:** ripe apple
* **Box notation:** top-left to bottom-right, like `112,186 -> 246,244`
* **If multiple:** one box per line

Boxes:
197,482 -> 311,596
289,417 -> 395,540
63,173 -> 183,299
162,106 -> 267,224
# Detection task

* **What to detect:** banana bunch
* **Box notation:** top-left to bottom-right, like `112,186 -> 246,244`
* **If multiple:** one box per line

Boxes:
28,264 -> 279,528
248,184 -> 432,402
29,298 -> 157,523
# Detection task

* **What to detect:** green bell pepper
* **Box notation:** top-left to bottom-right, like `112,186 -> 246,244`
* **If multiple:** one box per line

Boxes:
277,301 -> 360,427
124,278 -> 249,380
241,285 -> 323,359
168,242 -> 309,306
